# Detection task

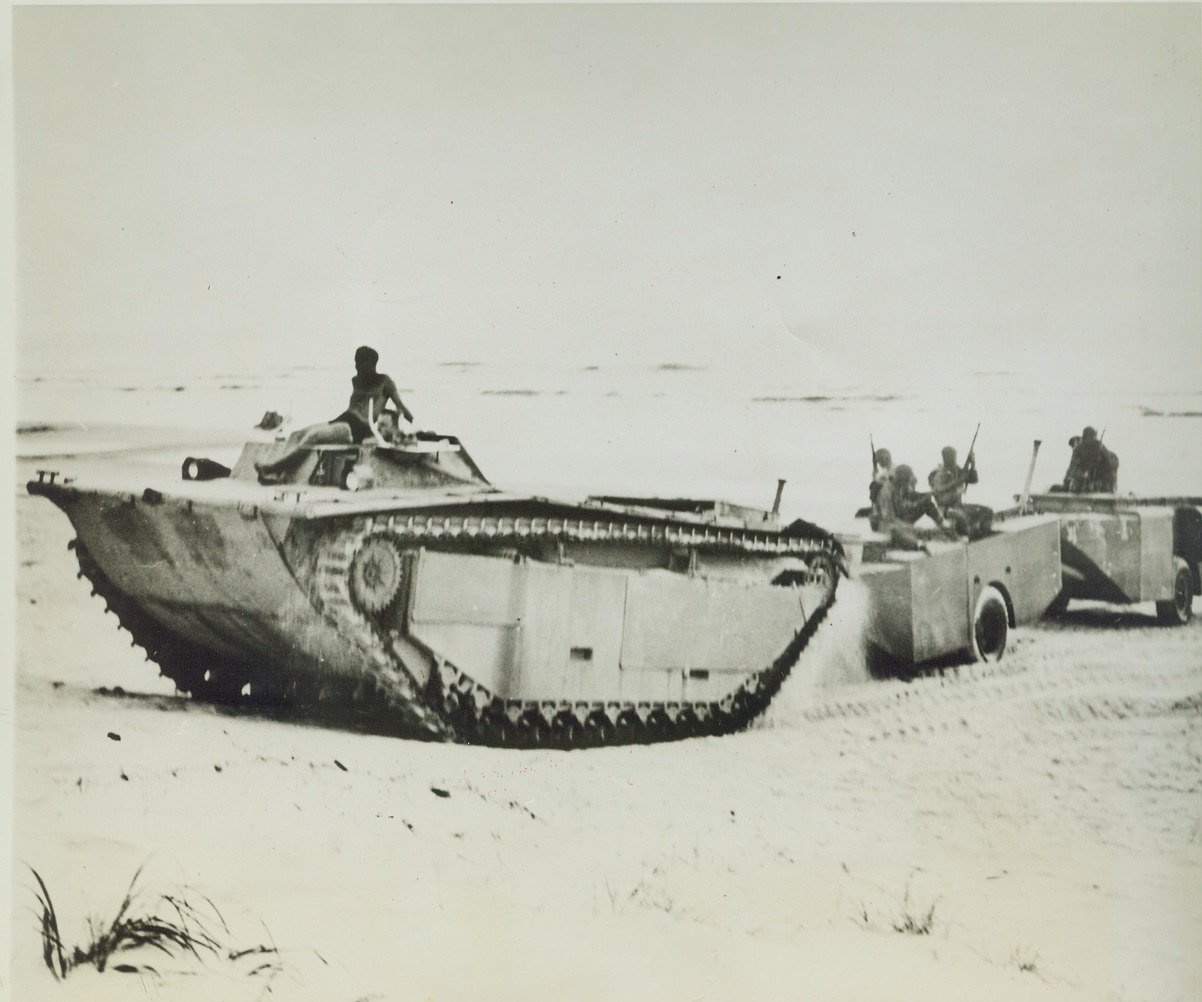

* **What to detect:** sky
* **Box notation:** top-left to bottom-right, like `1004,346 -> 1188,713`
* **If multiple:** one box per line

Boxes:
8,3 -> 1202,391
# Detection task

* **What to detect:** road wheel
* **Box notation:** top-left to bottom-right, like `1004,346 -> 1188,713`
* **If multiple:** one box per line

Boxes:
971,585 -> 1009,662
1156,559 -> 1194,626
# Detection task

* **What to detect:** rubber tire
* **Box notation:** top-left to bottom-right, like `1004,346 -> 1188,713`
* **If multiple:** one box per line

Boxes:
971,585 -> 1009,663
1156,559 -> 1194,626
806,553 -> 838,606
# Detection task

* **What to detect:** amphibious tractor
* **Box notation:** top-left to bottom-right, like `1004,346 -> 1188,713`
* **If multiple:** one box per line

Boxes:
28,429 -> 843,747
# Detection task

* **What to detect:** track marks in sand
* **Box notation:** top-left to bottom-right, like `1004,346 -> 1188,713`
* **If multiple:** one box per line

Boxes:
784,620 -> 1202,856
798,632 -> 1201,732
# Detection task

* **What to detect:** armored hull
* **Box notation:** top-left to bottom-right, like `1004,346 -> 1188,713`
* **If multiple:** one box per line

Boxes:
27,432 -> 841,747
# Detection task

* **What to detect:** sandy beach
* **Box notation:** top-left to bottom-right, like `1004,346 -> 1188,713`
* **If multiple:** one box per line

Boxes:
10,5 -> 1202,1000
8,436 -> 1201,1002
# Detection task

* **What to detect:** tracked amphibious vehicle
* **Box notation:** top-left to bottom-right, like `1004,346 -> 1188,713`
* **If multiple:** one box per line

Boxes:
27,430 -> 842,747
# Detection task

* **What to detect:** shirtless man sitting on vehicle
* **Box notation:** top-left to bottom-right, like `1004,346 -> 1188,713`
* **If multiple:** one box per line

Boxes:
255,346 -> 414,483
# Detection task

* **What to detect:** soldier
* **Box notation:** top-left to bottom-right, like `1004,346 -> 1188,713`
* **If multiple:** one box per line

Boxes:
855,446 -> 895,521
929,446 -> 976,507
872,464 -> 945,550
1063,427 -> 1119,493
868,447 -> 893,509
928,445 -> 993,539
893,464 -> 946,528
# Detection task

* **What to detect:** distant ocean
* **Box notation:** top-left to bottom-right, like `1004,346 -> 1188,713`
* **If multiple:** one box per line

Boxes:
15,356 -> 1202,530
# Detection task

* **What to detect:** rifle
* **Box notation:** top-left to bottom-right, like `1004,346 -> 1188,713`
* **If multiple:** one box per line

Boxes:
962,423 -> 981,495
855,435 -> 878,520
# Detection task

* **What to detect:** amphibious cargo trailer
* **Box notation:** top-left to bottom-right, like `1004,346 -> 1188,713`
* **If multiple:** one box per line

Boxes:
842,515 -> 1064,669
1022,493 -> 1201,625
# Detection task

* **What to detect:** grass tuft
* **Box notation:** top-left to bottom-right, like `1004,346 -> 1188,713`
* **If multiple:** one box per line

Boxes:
851,876 -> 940,936
1009,945 -> 1042,976
29,864 -> 279,980
30,868 -> 68,979
891,883 -> 938,935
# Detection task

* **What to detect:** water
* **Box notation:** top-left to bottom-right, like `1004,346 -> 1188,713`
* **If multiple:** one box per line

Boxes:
15,353 -> 1202,530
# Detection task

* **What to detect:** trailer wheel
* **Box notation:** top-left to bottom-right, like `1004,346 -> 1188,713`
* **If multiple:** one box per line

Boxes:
1156,559 -> 1194,626
971,586 -> 1009,662
805,553 -> 838,605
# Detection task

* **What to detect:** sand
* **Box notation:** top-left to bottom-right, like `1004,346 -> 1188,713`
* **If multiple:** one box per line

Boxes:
7,447 -> 1202,1002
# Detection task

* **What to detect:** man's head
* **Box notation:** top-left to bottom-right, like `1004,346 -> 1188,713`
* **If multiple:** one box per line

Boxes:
893,464 -> 916,488
1069,436 -> 1081,448
354,346 -> 379,373
874,448 -> 892,468
1082,426 -> 1098,441
941,446 -> 957,467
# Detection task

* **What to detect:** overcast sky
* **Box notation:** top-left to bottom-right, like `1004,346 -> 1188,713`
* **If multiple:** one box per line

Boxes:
10,4 -> 1202,390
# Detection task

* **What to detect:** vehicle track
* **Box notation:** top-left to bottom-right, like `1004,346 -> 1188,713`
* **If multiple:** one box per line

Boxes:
70,519 -> 842,748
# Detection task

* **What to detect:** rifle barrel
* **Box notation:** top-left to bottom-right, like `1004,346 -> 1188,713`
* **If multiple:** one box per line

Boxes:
966,422 -> 980,459
960,423 -> 981,495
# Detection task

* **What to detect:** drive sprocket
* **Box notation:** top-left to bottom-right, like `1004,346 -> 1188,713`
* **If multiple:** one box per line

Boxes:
348,534 -> 407,617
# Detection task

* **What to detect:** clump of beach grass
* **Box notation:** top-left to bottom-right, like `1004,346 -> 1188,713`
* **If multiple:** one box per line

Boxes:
890,883 -> 938,936
1009,944 -> 1043,976
30,863 -> 279,980
851,876 -> 940,936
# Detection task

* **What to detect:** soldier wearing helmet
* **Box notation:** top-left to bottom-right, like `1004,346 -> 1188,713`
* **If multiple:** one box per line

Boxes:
1062,426 -> 1119,493
928,445 -> 992,538
870,462 -> 946,550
